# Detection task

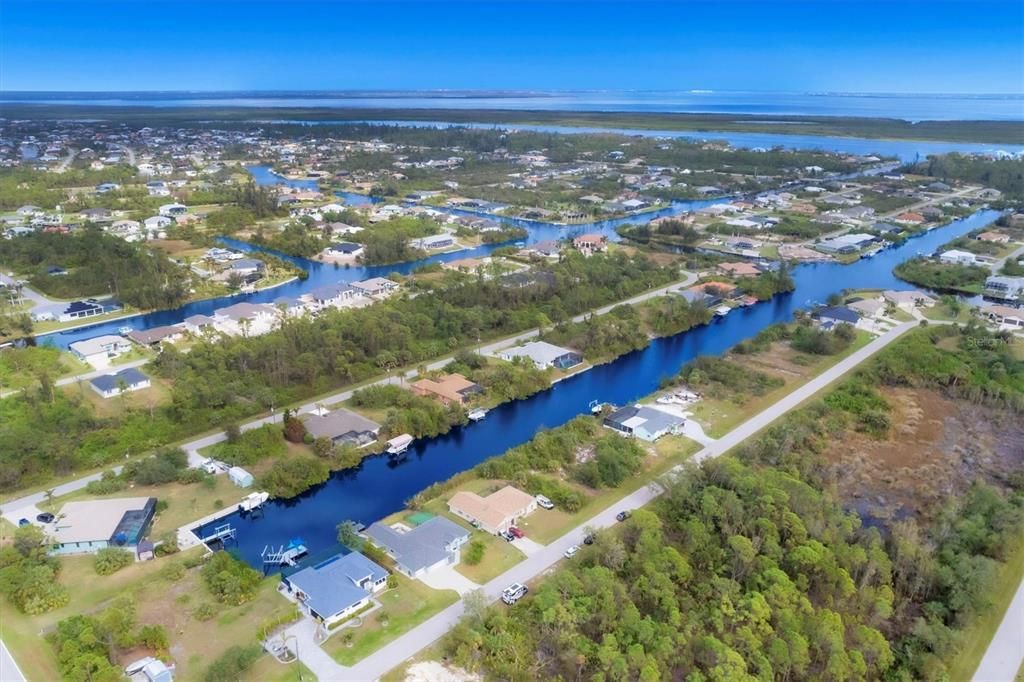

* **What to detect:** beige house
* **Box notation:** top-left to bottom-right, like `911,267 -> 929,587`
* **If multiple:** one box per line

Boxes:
448,485 -> 537,534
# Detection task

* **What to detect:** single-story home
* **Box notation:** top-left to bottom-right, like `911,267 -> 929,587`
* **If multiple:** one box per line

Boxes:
847,297 -> 885,318
302,408 -> 381,447
882,290 -> 937,311
324,242 -> 365,258
365,516 -> 471,578
158,203 -> 187,217
815,306 -> 861,328
717,262 -> 761,278
70,334 -> 132,369
448,485 -> 537,534
603,404 -> 685,442
181,314 -> 217,335
498,340 -> 583,370
211,302 -> 279,336
410,234 -> 455,250
34,299 -> 108,323
89,367 -> 151,399
410,373 -> 483,406
976,231 -> 1010,244
817,233 -> 878,254
51,497 -> 156,554
980,304 -> 1024,328
126,325 -> 183,347
282,551 -> 389,626
939,249 -> 979,266
350,277 -> 399,298
305,283 -> 358,309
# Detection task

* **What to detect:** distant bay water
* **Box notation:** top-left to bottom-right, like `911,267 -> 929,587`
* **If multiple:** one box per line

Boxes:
2,90 -> 1023,121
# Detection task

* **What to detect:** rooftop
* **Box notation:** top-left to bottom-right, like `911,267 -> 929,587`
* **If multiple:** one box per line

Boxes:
286,551 -> 388,619
365,516 -> 469,574
53,497 -> 155,545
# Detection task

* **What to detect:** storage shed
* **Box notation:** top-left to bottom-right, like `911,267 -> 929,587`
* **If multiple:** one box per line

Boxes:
228,466 -> 254,488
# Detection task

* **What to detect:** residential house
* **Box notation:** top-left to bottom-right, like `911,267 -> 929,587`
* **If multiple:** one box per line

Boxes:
410,234 -> 455,250
498,340 -> 583,370
814,306 -> 861,329
984,275 -> 1024,301
350,277 -> 399,298
302,408 -> 381,447
882,289 -> 937,312
976,231 -> 1010,244
282,551 -> 389,626
603,404 -> 685,442
448,485 -> 537,534
519,240 -> 562,259
33,299 -> 109,323
181,314 -> 217,335
817,233 -> 878,254
717,262 -> 761,278
144,215 -> 173,231
847,297 -> 885,319
90,367 -> 151,399
895,211 -> 926,225
323,242 -> 365,259
572,234 -> 608,255
79,207 -> 112,222
939,249 -> 979,266
70,334 -> 131,369
305,283 -> 358,309
126,325 -> 183,348
158,203 -> 187,217
410,373 -> 483,406
980,304 -> 1024,329
364,516 -> 471,578
51,497 -> 156,555
211,302 -> 279,336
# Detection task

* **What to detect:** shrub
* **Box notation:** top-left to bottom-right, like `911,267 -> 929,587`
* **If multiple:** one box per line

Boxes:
201,552 -> 262,605
85,470 -> 127,495
94,547 -> 134,575
193,602 -> 217,621
463,540 -> 486,566
160,561 -> 186,582
261,456 -> 330,499
203,644 -> 263,682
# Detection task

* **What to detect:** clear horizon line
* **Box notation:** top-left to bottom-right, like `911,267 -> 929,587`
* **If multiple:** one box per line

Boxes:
1,88 -> 1023,98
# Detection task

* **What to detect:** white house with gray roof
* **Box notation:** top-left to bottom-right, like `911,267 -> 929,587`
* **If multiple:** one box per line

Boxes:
364,516 -> 470,578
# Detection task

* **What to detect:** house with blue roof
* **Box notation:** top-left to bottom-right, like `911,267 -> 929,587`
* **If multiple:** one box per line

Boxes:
90,367 -> 151,399
282,551 -> 389,626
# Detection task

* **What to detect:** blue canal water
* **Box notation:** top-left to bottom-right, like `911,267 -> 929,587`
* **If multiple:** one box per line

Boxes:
199,209 -> 1003,569
40,166 -> 725,349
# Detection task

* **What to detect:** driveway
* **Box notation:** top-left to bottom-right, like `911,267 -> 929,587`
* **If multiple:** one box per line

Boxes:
510,537 -> 544,557
418,566 -> 480,596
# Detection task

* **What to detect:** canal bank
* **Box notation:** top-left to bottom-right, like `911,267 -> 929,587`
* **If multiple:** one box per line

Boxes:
198,209 -> 1003,569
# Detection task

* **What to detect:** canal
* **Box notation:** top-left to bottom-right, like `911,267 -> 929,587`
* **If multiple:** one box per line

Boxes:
200,208 -> 1002,569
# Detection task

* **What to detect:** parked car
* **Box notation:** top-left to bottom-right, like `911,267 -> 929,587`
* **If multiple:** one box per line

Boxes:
564,544 -> 580,559
499,530 -> 515,542
508,526 -> 524,539
17,518 -> 29,527
535,495 -> 554,510
616,510 -> 632,522
501,583 -> 529,605
35,512 -> 54,523
583,533 -> 596,545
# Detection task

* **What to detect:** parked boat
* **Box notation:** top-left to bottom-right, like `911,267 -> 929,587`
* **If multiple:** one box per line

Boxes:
714,305 -> 731,317
588,399 -> 605,414
118,326 -> 134,335
467,407 -> 488,422
238,491 -> 270,513
386,433 -> 414,455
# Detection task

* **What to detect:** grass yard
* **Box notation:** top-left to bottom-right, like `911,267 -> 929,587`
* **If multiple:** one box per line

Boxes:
0,547 -> 289,682
323,575 -> 458,666
243,657 -> 315,682
688,330 -> 873,438
945,541 -> 1024,682
454,531 -> 524,584
60,375 -> 171,418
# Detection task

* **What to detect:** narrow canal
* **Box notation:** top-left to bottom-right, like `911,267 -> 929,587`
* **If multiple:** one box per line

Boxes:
201,208 -> 1002,568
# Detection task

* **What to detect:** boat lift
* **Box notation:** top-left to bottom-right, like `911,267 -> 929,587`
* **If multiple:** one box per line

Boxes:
199,523 -> 237,548
262,537 -> 309,571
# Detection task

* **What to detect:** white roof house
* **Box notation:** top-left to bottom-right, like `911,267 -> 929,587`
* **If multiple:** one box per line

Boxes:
939,249 -> 978,266
497,341 -> 583,370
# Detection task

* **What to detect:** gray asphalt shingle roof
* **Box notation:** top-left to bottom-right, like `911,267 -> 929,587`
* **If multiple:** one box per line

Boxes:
365,516 -> 469,574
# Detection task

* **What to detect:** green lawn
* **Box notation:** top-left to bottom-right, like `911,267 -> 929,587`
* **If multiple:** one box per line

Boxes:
454,532 -> 524,584
945,541 -> 1024,682
690,330 -> 873,439
323,575 -> 458,665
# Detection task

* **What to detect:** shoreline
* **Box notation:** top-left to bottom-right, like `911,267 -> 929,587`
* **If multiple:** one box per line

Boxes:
2,103 -> 1022,145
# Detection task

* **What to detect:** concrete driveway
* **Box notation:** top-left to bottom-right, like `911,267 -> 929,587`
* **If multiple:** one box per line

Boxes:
511,537 -> 544,557
418,566 -> 480,596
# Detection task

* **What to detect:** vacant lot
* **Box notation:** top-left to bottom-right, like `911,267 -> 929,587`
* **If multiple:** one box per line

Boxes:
822,387 -> 1024,522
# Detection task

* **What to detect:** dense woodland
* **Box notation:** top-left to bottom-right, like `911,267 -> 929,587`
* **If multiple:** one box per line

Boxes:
0,229 -> 191,309
893,256 -> 991,293
441,324 -> 1024,681
909,153 -> 1024,200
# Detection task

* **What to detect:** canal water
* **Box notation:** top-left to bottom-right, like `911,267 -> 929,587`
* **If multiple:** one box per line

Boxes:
42,167 -> 725,349
199,209 -> 1002,569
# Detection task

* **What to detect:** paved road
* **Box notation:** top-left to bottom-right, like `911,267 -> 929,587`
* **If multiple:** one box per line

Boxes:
992,243 -> 1024,272
286,321 -> 919,681
1,273 -> 697,509
55,147 -> 76,172
0,638 -> 27,682
973,576 -> 1024,682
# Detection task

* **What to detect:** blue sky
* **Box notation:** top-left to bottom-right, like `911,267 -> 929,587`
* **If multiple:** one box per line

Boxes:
2,0 -> 1022,93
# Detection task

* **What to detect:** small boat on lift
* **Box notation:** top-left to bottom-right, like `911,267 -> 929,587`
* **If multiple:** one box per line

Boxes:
118,325 -> 134,335
714,305 -> 731,317
238,491 -> 270,513
467,407 -> 488,422
588,399 -> 604,415
386,433 -> 414,456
